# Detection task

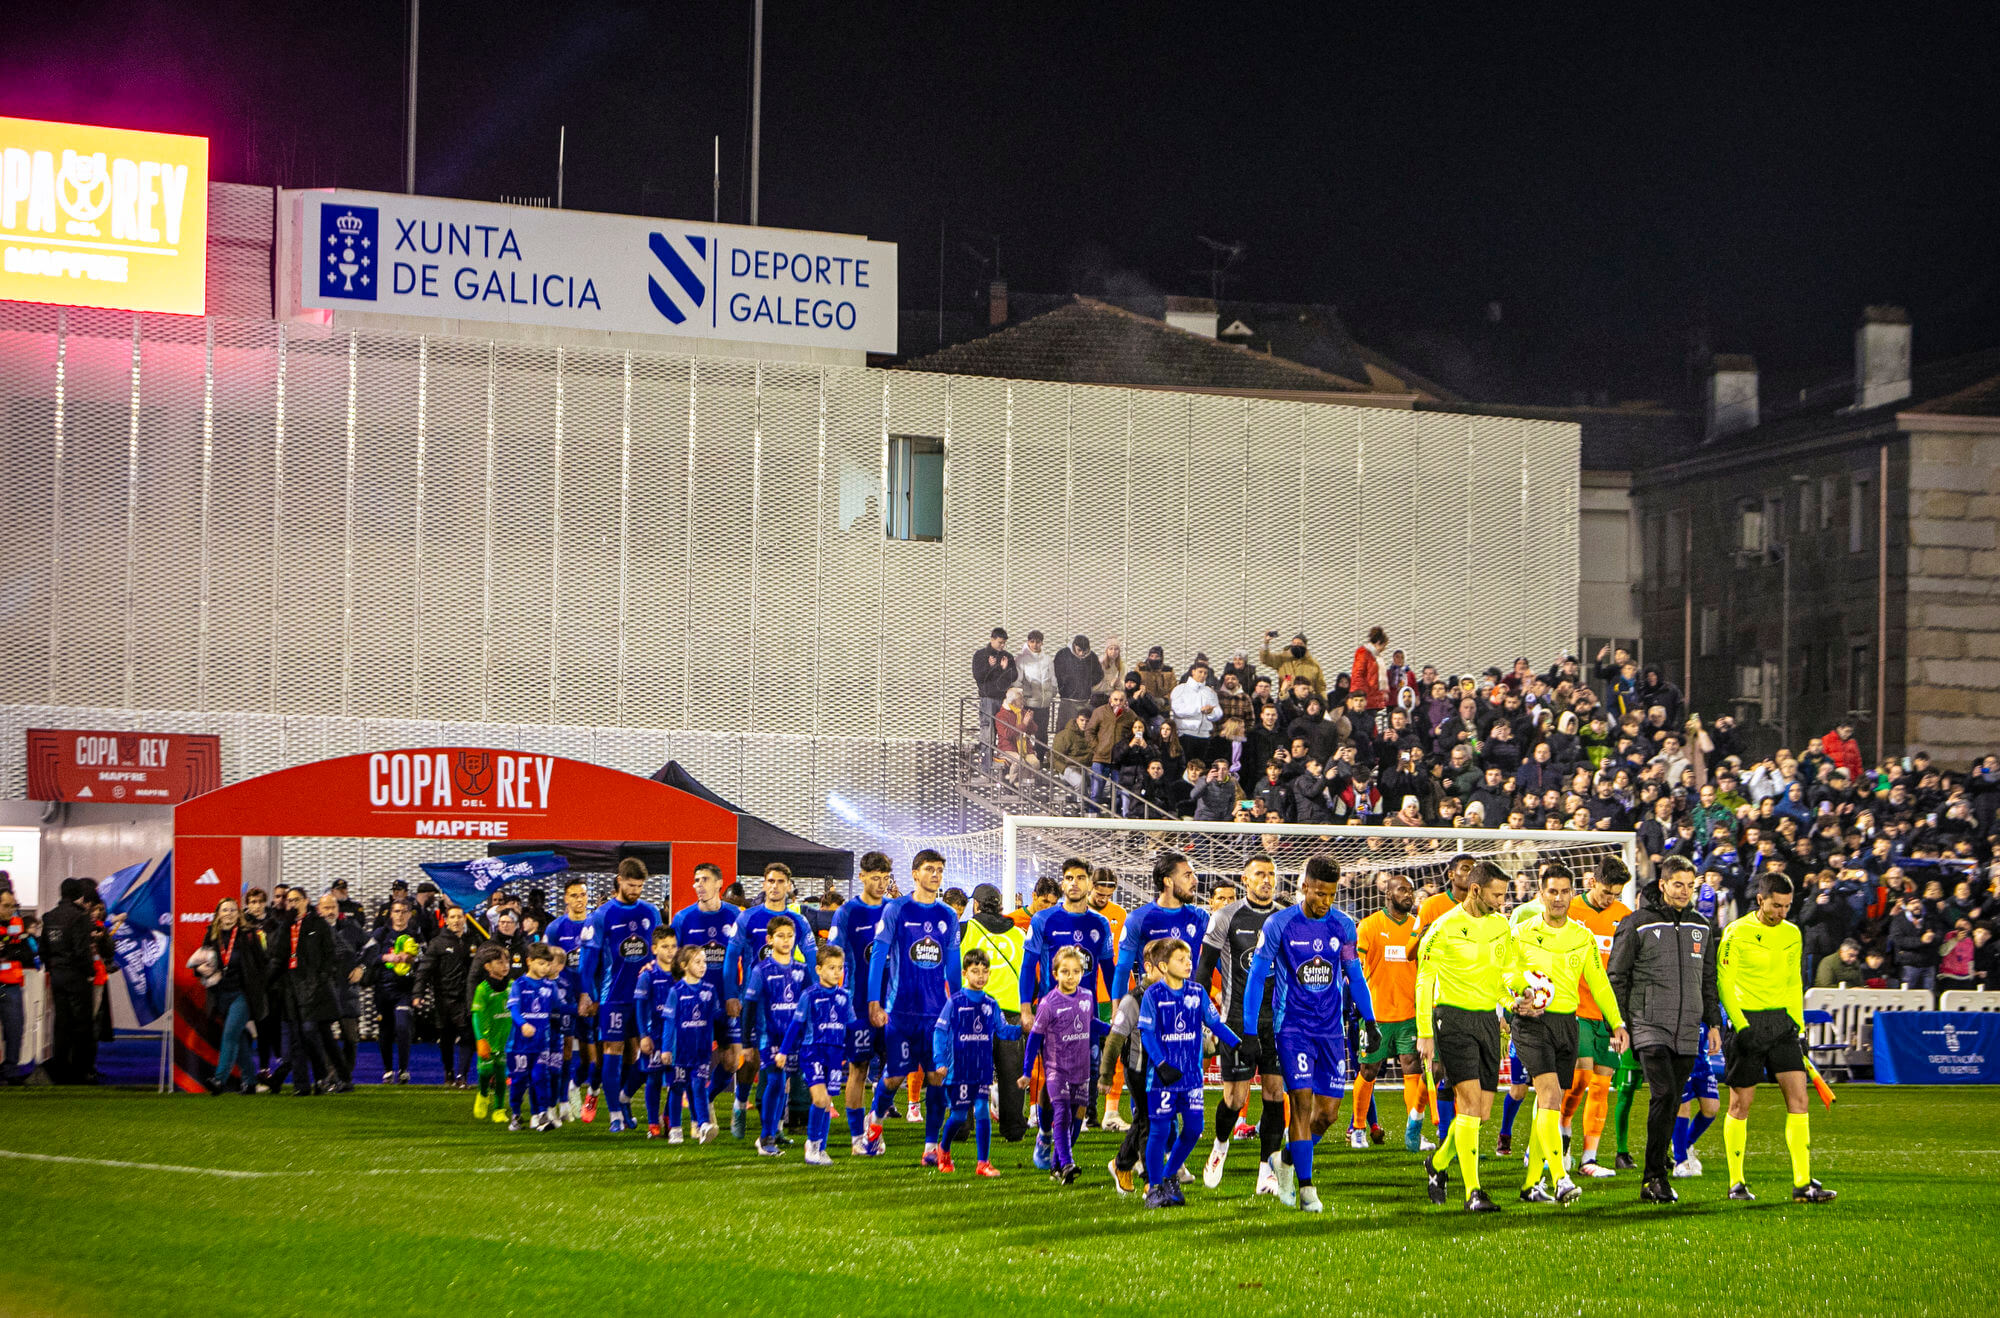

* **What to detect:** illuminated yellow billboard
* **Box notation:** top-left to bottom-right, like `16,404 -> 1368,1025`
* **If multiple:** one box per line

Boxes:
0,116 -> 208,316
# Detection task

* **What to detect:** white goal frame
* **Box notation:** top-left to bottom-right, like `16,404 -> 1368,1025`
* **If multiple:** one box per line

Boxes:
999,815 -> 1640,912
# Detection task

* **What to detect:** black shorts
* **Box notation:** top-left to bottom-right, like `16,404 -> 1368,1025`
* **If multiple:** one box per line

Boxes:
1431,1005 -> 1502,1093
1721,1010 -> 1807,1089
1510,1012 -> 1579,1090
1218,1023 -> 1277,1084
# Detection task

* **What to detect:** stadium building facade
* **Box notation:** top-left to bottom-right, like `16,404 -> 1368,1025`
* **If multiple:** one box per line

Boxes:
0,181 -> 1581,901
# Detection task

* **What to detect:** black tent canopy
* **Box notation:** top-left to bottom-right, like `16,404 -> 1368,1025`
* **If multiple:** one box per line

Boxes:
488,760 -> 853,882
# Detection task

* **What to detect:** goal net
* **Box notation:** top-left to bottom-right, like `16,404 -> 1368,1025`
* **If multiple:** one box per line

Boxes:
1000,816 -> 1639,924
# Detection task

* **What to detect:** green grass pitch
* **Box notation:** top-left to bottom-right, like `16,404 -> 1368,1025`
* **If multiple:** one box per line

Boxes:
0,1085 -> 1993,1317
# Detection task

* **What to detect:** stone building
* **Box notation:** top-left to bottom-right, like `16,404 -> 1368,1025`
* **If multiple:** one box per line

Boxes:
1630,308 -> 2000,767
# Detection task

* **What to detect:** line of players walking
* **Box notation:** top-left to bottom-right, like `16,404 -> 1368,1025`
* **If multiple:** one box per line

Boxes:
479,846 -> 1835,1211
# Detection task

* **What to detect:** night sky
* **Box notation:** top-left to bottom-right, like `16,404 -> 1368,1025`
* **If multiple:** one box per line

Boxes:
9,3 -> 1999,404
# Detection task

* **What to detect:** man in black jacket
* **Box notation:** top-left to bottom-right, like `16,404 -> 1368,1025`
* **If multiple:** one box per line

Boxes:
269,887 -> 344,1095
973,627 -> 1019,766
1052,635 -> 1103,736
416,905 -> 480,1087
1608,857 -> 1722,1203
39,878 -> 97,1084
319,892 -> 367,1081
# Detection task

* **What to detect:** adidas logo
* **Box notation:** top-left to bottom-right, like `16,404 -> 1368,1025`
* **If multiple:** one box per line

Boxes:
196,868 -> 221,886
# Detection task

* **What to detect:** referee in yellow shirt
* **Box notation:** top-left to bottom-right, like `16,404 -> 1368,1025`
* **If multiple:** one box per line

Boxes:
1717,874 -> 1836,1204
1416,860 -> 1527,1212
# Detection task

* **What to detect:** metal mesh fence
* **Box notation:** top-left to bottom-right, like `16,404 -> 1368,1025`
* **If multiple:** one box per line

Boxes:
0,305 -> 1581,746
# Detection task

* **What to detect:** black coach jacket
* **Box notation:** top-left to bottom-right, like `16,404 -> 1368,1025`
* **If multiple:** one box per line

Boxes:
1607,886 -> 1721,1055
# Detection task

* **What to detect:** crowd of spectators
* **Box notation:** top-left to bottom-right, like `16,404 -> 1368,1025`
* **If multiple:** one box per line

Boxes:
972,629 -> 2000,995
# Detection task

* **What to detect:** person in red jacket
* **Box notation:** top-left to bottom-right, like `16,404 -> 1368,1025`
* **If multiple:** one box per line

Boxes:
1351,627 -> 1389,712
1822,722 -> 1863,781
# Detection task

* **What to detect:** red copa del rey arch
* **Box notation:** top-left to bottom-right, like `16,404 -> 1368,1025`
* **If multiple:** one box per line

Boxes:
169,748 -> 738,1092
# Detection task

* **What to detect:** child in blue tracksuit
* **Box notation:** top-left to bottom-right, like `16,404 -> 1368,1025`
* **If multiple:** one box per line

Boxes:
1137,936 -> 1240,1207
631,927 -> 681,1138
742,915 -> 811,1157
929,948 -> 1022,1177
506,944 -> 564,1131
777,944 -> 858,1166
661,946 -> 722,1142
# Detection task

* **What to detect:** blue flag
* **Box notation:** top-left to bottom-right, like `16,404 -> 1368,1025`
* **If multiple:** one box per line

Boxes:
102,855 -> 174,1026
105,852 -> 173,936
418,851 -> 569,911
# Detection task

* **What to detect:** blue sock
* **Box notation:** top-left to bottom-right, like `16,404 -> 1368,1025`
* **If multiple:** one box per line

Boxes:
509,1073 -> 527,1116
1289,1136 -> 1315,1186
1146,1115 -> 1174,1185
872,1078 -> 894,1120
644,1071 -> 663,1125
1673,1115 -> 1691,1162
1367,1095 -> 1378,1127
975,1098 -> 992,1162
761,1073 -> 785,1140
1500,1092 -> 1522,1139
924,1085 -> 946,1145
1438,1094 -> 1456,1135
1164,1105 -> 1205,1179
846,1107 -> 865,1139
1686,1112 -> 1715,1155
939,1108 -> 961,1152
690,1073 -> 713,1128
736,1071 -> 754,1106
708,1064 -> 731,1100
667,1081 -> 683,1129
601,1054 -> 623,1115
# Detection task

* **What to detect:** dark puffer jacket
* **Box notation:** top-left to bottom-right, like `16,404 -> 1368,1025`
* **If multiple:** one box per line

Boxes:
1607,884 -> 1721,1055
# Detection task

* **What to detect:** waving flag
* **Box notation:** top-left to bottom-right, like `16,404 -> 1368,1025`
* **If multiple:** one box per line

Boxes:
101,854 -> 173,1025
418,850 -> 569,911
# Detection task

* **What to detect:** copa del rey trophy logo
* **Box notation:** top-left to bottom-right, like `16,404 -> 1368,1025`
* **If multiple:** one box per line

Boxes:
319,204 -> 378,300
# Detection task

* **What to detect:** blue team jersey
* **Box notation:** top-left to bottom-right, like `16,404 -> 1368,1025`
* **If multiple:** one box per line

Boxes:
1023,904 -> 1115,1003
930,989 -> 1019,1089
1137,978 -> 1238,1092
782,984 -> 857,1057
578,898 -> 663,1007
662,977 -> 720,1065
544,913 -> 589,996
506,975 -> 561,1053
1243,904 -> 1372,1035
868,895 -> 962,1020
828,897 -> 887,1001
632,961 -> 679,1047
722,904 -> 817,1003
1111,901 -> 1210,1000
743,958 -> 811,1052
669,901 -> 742,998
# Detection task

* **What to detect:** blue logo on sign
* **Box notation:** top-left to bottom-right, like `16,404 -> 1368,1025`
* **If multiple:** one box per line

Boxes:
320,205 -> 378,300
647,232 -> 708,324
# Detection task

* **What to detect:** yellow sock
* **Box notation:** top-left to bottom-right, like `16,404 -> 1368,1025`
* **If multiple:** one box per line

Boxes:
1536,1107 -> 1564,1187
1353,1077 -> 1376,1130
1522,1107 -> 1549,1189
1785,1112 -> 1811,1188
1455,1116 -> 1483,1195
1433,1116 -> 1460,1171
1723,1113 -> 1748,1186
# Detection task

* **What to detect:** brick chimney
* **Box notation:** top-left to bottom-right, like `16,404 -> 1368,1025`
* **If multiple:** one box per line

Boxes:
1705,354 -> 1759,441
988,279 -> 1008,327
1854,305 -> 1911,410
1164,295 -> 1217,339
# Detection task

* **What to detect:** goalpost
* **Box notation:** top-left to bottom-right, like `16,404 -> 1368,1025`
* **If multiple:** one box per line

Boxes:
999,816 -> 1639,923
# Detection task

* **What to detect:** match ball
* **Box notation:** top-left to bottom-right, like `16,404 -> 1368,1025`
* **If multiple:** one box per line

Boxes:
1521,970 -> 1555,1010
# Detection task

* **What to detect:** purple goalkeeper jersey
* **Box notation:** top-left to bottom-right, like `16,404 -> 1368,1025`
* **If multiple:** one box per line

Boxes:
1031,986 -> 1097,1078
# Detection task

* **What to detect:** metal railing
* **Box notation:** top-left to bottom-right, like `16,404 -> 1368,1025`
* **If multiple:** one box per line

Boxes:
954,694 -> 1178,822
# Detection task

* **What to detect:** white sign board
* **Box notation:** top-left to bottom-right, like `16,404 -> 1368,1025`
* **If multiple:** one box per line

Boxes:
293,189 -> 897,354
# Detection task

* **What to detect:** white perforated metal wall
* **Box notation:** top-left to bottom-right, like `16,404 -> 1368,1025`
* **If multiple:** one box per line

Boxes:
0,305 -> 1579,788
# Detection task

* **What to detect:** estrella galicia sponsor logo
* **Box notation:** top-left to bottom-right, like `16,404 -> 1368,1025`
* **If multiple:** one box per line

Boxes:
910,936 -> 942,969
321,205 -> 378,300
647,231 -> 708,324
1298,956 -> 1335,990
